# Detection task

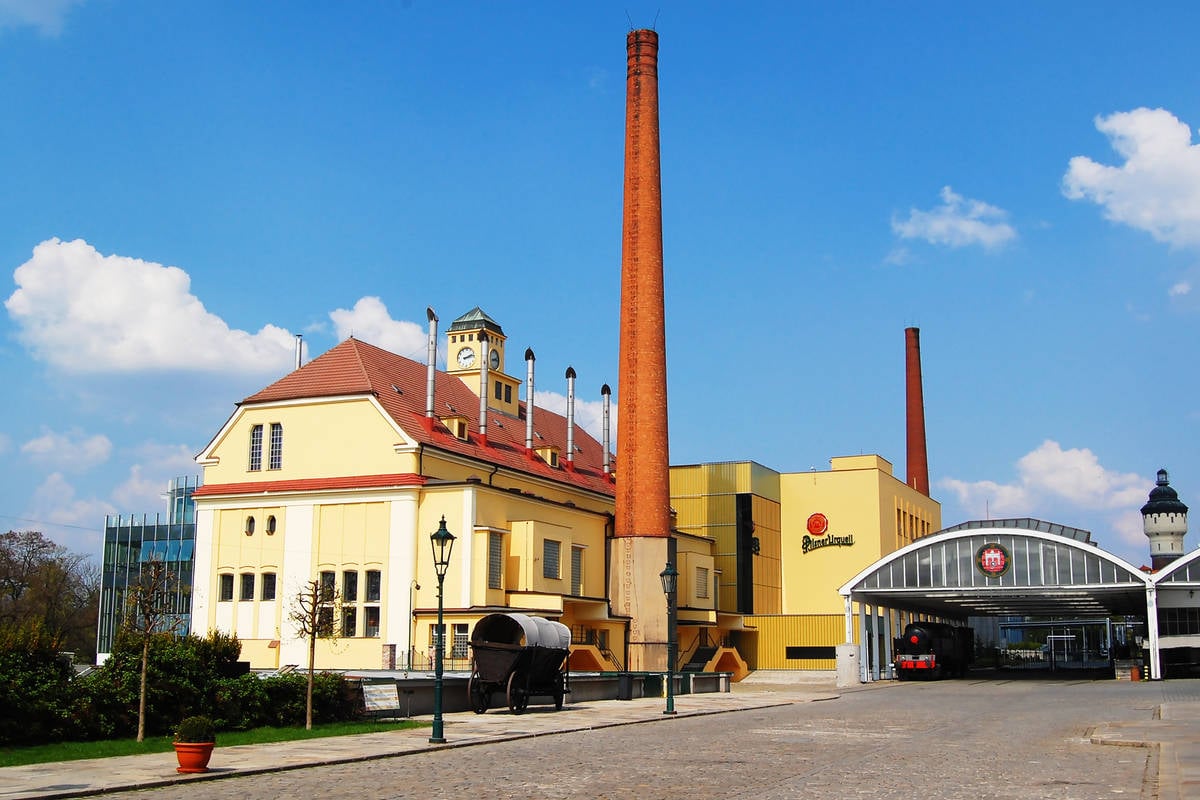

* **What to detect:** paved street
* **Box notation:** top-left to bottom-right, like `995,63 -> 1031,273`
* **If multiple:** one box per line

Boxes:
89,677 -> 1198,800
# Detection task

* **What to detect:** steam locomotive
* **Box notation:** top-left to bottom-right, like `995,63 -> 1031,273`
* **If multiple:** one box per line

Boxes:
893,622 -> 973,679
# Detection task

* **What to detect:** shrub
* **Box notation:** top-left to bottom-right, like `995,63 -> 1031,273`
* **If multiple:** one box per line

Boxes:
0,622 -> 74,745
174,715 -> 216,743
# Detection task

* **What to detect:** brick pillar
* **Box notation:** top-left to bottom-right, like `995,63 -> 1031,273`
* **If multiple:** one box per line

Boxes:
905,327 -> 930,495
612,29 -> 671,672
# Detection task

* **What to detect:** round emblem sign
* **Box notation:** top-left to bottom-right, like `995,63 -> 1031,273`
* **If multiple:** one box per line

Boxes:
806,513 -> 829,536
975,542 -> 1011,578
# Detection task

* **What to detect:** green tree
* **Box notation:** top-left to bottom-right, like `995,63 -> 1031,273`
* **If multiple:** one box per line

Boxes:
0,530 -> 99,660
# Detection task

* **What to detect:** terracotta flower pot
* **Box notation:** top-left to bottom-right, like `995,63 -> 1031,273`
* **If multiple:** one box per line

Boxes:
173,741 -> 215,773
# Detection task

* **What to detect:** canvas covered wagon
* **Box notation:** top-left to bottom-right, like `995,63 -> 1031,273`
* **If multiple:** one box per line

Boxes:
467,612 -> 571,714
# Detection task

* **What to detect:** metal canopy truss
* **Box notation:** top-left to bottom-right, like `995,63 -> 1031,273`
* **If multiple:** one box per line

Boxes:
839,519 -> 1158,681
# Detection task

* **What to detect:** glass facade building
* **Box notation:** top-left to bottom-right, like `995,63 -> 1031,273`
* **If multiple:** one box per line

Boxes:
96,476 -> 200,661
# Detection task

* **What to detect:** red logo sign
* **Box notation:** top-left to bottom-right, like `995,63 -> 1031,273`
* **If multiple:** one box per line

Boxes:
975,542 -> 1011,577
806,513 -> 829,536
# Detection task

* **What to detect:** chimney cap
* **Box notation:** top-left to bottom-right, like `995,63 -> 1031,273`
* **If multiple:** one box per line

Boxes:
565,366 -> 576,379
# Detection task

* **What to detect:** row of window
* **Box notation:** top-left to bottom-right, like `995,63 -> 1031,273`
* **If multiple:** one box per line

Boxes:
245,515 -> 277,536
248,423 -> 283,471
540,540 -> 586,596
1160,607 -> 1200,636
219,571 -> 277,602
216,569 -> 383,638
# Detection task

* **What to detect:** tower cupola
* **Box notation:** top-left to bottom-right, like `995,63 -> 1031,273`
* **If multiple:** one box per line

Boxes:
1142,468 -> 1188,570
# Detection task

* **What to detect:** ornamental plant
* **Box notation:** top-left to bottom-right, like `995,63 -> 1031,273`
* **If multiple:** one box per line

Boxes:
173,715 -> 216,744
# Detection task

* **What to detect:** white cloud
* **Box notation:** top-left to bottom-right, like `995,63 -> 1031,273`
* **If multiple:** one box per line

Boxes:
1169,281 -> 1191,297
21,428 -> 112,471
329,297 -> 429,360
0,0 -> 84,36
1063,108 -> 1200,249
533,389 -> 617,446
892,186 -> 1017,249
110,442 -> 199,510
5,238 -> 297,374
30,472 -> 116,529
939,441 -> 1147,550
883,246 -> 913,266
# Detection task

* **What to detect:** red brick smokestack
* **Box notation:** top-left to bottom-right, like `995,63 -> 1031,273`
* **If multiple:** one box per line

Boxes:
615,29 -> 669,539
905,327 -> 930,496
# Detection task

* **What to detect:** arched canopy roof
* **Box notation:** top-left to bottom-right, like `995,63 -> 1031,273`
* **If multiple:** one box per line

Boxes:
1152,546 -> 1200,587
839,519 -> 1151,619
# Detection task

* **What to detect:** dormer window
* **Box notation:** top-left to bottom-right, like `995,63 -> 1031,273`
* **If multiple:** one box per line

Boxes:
443,416 -> 470,441
536,446 -> 560,468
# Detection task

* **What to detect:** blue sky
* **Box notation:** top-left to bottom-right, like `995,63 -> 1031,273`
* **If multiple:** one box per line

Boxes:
2,1 -> 1197,568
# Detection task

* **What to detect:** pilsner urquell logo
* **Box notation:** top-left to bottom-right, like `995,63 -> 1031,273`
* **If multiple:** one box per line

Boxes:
802,512 -> 853,553
975,542 -> 1011,577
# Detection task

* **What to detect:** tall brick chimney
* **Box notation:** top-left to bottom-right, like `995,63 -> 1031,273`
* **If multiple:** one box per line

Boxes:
611,29 -> 672,672
905,327 -> 930,496
615,28 -> 670,539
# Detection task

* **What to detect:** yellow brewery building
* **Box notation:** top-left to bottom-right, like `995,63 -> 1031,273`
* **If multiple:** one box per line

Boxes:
189,308 -> 937,678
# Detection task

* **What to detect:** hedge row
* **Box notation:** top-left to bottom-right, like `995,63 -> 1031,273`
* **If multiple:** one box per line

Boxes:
0,623 -> 361,746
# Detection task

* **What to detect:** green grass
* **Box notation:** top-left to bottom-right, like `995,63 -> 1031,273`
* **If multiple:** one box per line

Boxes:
0,720 -> 425,768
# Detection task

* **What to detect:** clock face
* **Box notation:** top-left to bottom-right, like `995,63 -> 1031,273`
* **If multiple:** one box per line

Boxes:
489,349 -> 500,369
456,347 -> 475,368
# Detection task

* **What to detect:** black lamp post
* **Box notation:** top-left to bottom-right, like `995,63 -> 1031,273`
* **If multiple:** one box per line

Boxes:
659,561 -> 678,715
429,516 -> 455,743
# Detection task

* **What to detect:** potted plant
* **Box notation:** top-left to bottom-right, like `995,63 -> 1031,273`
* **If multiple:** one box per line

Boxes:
172,715 -> 216,774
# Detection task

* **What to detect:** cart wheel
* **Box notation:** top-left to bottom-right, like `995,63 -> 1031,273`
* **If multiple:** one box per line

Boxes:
507,671 -> 528,714
469,672 -> 490,714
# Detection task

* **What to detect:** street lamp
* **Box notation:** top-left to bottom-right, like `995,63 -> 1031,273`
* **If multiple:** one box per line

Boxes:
659,561 -> 678,716
429,516 -> 455,744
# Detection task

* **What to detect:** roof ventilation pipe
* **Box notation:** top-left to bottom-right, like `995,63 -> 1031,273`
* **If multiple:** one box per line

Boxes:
424,307 -> 438,431
477,332 -> 490,447
601,383 -> 612,476
524,348 -> 535,457
294,334 -> 303,370
565,367 -> 576,471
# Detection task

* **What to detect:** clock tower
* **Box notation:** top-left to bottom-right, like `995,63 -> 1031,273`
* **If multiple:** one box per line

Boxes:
446,307 -> 521,416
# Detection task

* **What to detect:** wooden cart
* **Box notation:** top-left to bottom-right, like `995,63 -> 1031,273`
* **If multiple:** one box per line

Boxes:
467,613 -> 570,714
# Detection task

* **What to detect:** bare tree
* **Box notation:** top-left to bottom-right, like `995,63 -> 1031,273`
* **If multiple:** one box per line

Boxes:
289,576 -> 340,730
125,557 -> 179,742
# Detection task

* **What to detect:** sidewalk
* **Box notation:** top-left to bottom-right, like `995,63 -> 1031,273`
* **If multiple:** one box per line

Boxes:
1089,699 -> 1200,800
3,683 -> 1198,800
0,685 -> 835,800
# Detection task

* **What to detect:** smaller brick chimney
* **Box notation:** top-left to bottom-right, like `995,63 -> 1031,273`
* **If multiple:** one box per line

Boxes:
905,327 -> 930,496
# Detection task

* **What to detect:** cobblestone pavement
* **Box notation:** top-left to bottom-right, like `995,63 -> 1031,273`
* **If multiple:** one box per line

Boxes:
101,678 -> 1183,800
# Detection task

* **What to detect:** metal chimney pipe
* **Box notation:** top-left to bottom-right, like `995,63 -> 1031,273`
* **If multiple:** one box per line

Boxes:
294,334 -> 303,370
601,383 -> 612,475
905,327 -> 930,496
425,307 -> 438,423
477,332 -> 489,446
565,367 -> 576,469
524,348 -> 536,454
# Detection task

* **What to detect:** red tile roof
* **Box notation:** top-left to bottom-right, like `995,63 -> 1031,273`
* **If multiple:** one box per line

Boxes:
193,473 -> 426,498
238,337 -> 616,498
